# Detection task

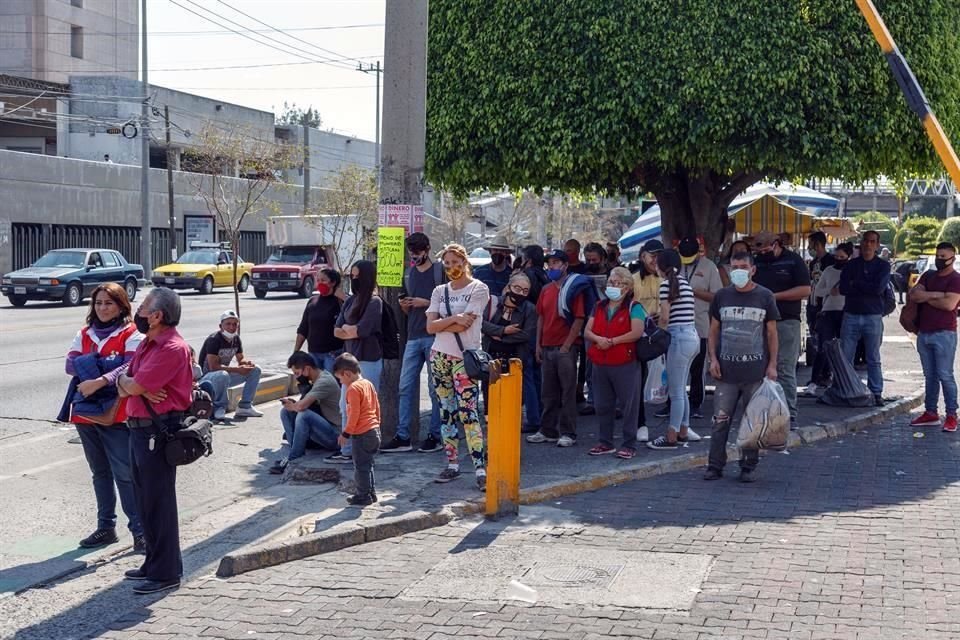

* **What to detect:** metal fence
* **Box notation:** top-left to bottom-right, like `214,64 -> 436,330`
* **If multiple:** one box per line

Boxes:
11,223 -> 267,271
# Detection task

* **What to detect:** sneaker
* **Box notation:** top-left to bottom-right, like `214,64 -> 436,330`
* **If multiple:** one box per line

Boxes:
79,528 -> 118,549
588,444 -> 616,456
476,473 -> 487,493
133,535 -> 146,555
346,493 -> 375,506
418,435 -> 444,452
269,458 -> 288,474
325,452 -> 352,464
133,579 -> 180,595
637,426 -> 649,442
654,407 -> 670,419
679,428 -> 702,443
739,468 -> 757,483
943,415 -> 958,433
234,406 -> 264,418
874,395 -> 885,407
578,405 -> 596,416
434,468 -> 461,483
615,447 -> 636,460
703,468 -> 723,481
691,408 -> 704,419
124,568 -> 147,581
646,436 -> 678,450
910,411 -> 941,427
526,431 -> 559,444
804,383 -> 819,396
380,435 -> 413,453
557,435 -> 577,448
213,407 -> 227,421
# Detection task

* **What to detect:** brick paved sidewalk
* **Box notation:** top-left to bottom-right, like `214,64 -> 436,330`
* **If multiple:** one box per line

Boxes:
35,410 -> 957,640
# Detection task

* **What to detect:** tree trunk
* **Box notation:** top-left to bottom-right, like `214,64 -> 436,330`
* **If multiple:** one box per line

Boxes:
231,232 -> 240,317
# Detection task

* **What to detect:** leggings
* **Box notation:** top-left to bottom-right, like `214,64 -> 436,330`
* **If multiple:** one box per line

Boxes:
431,351 -> 485,470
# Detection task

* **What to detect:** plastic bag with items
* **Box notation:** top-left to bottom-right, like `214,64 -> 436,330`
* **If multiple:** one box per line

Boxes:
644,355 -> 668,404
737,378 -> 790,450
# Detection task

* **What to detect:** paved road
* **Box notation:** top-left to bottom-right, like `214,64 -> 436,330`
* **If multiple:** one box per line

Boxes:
0,288 -> 316,596
36,411 -> 957,640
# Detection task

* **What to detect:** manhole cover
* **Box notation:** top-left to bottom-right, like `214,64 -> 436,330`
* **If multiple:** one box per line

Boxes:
528,564 -> 623,589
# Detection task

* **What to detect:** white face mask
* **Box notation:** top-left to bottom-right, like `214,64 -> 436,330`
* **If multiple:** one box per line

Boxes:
221,330 -> 238,340
730,268 -> 751,288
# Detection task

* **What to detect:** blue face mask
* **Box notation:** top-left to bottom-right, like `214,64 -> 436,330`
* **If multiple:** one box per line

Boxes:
547,268 -> 565,282
605,286 -> 623,301
730,268 -> 750,288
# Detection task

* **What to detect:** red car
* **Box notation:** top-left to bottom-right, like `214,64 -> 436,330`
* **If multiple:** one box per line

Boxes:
250,245 -> 337,298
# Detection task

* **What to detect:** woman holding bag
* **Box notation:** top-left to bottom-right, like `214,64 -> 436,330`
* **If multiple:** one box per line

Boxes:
60,282 -> 145,552
584,267 -> 646,458
426,244 -> 490,491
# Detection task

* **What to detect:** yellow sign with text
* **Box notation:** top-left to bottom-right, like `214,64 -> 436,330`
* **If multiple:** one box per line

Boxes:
376,226 -> 406,287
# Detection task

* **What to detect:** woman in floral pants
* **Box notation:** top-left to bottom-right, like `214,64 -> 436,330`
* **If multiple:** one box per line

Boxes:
426,243 -> 490,491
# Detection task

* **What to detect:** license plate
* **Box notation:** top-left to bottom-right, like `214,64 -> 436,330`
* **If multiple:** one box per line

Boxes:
165,278 -> 175,284
14,286 -> 26,294
268,282 -> 278,289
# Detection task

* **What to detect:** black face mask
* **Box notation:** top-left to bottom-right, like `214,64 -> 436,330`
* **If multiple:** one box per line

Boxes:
834,259 -> 848,268
351,277 -> 361,292
134,314 -> 150,334
935,257 -> 954,271
411,254 -> 428,266
491,253 -> 506,267
585,263 -> 601,274
754,250 -> 776,263
506,291 -> 527,306
296,375 -> 311,386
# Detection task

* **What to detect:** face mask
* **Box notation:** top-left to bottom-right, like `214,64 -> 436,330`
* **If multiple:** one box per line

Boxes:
221,330 -> 238,340
491,253 -> 506,267
296,375 -> 311,386
410,254 -> 427,267
834,259 -> 848,268
506,291 -> 527,306
754,250 -> 775,263
445,265 -> 465,280
605,286 -> 623,301
316,282 -> 332,296
586,263 -> 601,274
351,277 -> 361,292
134,313 -> 150,334
935,257 -> 954,271
730,269 -> 750,288
547,268 -> 565,282
566,251 -> 579,263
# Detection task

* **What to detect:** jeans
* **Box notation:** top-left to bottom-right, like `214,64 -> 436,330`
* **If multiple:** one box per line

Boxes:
539,347 -> 580,438
707,380 -> 763,472
281,408 -> 339,460
917,330 -> 958,415
200,365 -> 262,410
637,359 -> 648,427
339,360 -> 382,457
592,361 -> 640,449
775,319 -> 801,418
811,309 -> 841,385
666,325 -> 700,430
310,351 -> 341,372
397,337 -> 441,442
841,314 -> 884,396
75,423 -> 143,536
660,337 -> 707,413
522,352 -> 542,428
352,428 -> 381,496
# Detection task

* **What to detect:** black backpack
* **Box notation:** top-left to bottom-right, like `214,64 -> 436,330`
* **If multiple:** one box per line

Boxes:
379,297 -> 401,359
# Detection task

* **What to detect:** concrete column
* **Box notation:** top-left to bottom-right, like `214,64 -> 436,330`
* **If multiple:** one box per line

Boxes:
56,98 -> 70,158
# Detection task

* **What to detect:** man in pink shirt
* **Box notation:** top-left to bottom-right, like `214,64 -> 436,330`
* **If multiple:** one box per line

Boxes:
117,287 -> 193,595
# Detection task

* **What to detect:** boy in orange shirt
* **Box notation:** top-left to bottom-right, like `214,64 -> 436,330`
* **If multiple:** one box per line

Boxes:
333,353 -> 382,506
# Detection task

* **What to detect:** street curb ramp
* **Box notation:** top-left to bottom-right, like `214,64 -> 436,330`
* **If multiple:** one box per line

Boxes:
216,391 -> 923,578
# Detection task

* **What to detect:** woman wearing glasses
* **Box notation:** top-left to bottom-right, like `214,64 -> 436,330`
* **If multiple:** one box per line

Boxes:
481,273 -> 537,413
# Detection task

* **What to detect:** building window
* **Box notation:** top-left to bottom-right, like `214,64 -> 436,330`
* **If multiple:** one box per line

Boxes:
70,26 -> 83,58
71,0 -> 83,7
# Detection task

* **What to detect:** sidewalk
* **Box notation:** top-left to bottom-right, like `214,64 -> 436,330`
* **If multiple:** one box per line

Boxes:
74,392 -> 960,640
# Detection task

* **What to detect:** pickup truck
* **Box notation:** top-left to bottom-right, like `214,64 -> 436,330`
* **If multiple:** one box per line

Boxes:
250,245 -> 337,298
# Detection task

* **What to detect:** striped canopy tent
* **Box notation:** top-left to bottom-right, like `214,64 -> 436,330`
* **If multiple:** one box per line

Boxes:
618,206 -> 662,263
730,194 -> 817,239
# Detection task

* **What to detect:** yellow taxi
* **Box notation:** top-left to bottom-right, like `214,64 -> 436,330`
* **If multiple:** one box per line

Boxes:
152,242 -> 254,294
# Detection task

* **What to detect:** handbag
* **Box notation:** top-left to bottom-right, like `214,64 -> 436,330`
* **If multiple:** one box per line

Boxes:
444,284 -> 493,381
899,300 -> 919,334
635,317 -> 671,362
145,403 -> 213,466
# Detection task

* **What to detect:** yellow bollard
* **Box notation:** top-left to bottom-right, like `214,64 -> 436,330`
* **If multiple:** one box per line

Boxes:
485,358 -> 523,518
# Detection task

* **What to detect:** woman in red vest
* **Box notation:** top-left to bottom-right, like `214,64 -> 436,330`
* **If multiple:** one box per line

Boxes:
584,266 -> 647,459
63,282 -> 144,552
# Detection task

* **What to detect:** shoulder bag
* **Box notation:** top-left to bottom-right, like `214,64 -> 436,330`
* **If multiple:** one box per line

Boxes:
145,394 -> 214,467
444,284 -> 493,381
635,316 -> 671,362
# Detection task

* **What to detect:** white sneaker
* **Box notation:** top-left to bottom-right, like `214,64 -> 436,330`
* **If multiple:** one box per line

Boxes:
213,407 -> 226,420
682,428 -> 702,442
557,435 -> 577,447
526,432 -> 558,444
234,406 -> 264,418
638,426 -> 649,442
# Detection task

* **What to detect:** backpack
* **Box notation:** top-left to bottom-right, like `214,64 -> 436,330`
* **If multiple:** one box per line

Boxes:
882,281 -> 897,317
379,297 -> 401,359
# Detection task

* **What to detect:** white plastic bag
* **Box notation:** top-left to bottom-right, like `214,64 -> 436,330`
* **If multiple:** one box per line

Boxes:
737,378 -> 789,450
644,355 -> 668,404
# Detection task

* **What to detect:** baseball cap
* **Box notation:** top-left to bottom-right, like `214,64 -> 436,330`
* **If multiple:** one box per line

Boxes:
546,249 -> 569,263
220,310 -> 239,322
639,239 -> 664,255
678,237 -> 700,265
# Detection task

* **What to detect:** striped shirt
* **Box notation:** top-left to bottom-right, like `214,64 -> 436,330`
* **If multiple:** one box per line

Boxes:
659,275 -> 696,327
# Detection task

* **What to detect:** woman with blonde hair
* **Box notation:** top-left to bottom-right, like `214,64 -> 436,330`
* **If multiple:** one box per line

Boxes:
426,244 -> 491,491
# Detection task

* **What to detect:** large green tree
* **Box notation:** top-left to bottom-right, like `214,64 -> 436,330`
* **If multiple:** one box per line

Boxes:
426,1 -> 960,250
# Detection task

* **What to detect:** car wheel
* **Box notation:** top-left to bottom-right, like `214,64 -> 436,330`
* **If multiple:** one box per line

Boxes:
9,295 -> 27,307
124,278 -> 137,301
62,282 -> 83,307
253,287 -> 267,299
199,275 -> 214,295
237,274 -> 250,292
298,276 -> 314,298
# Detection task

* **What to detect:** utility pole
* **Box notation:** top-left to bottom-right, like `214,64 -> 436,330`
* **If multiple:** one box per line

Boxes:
302,123 -> 310,213
139,0 -> 151,276
357,60 -> 382,187
164,105 -> 177,261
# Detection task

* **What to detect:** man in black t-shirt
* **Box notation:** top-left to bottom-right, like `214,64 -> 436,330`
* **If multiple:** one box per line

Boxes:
198,310 -> 263,420
751,231 -> 811,427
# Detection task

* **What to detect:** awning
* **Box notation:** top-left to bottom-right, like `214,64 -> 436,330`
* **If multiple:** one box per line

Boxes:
731,194 -> 817,237
618,207 -> 662,262
813,217 -> 859,241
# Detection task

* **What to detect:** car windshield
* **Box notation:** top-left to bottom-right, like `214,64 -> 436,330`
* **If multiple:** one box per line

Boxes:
33,251 -> 86,268
916,257 -> 930,273
266,247 -> 314,264
177,251 -> 218,264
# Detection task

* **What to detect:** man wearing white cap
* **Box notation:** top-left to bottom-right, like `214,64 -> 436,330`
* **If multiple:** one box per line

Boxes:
197,310 -> 263,419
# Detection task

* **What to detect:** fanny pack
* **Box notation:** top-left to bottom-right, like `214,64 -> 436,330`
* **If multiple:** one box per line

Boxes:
144,391 -> 214,466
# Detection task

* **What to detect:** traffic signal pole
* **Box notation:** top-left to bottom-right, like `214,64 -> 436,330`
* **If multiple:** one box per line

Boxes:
855,0 -> 960,190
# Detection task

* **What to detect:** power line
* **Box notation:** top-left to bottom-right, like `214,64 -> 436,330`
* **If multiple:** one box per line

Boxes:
0,54 -> 377,74
0,23 -> 383,37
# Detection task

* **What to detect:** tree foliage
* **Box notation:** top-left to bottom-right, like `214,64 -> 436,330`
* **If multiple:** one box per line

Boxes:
938,217 -> 960,248
276,101 -> 322,129
903,216 -> 943,255
426,0 -> 960,250
853,211 -> 897,247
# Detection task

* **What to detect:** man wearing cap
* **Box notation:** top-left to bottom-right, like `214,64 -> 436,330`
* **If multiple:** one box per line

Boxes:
751,230 -> 812,427
197,310 -> 263,420
473,236 -> 513,296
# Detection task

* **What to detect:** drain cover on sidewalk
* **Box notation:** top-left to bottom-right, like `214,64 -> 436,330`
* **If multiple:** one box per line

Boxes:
401,545 -> 713,610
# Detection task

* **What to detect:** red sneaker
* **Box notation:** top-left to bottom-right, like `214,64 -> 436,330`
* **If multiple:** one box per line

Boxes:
910,411 -> 941,427
943,415 -> 958,433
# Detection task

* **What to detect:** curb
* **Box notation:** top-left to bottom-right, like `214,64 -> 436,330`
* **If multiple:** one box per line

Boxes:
225,372 -> 294,411
215,391 -> 923,577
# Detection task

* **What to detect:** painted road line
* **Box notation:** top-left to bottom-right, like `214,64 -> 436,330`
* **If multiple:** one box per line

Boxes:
0,429 -> 73,453
0,455 -> 86,482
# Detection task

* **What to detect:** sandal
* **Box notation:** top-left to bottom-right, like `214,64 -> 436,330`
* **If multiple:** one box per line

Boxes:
616,447 -> 636,459
588,444 -> 616,456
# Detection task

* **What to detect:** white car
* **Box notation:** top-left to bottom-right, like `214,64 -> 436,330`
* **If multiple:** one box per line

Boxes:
468,247 -> 491,267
